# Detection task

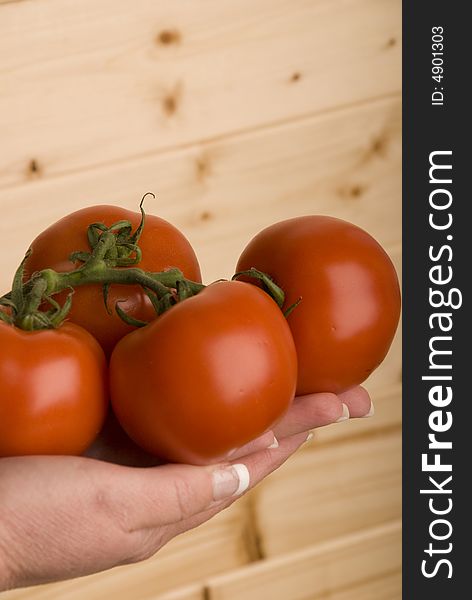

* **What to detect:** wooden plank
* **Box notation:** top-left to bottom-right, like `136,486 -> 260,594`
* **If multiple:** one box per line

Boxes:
148,563 -> 402,600
316,571 -> 401,600
0,0 -> 401,188
206,521 -> 401,600
0,94 -> 401,292
0,502 -> 250,600
151,584 -> 205,600
251,429 -> 401,556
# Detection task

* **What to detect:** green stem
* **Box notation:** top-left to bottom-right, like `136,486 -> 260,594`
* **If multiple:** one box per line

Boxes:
11,262 -> 204,330
11,263 -> 204,330
4,200 -> 206,331
52,266 -> 204,298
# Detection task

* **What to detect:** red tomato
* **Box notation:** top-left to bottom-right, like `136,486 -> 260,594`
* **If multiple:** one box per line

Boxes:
0,322 -> 108,457
237,216 -> 401,395
110,281 -> 297,464
25,205 -> 201,356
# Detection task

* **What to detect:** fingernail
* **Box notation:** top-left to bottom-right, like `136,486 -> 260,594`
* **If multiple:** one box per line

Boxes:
336,403 -> 350,422
267,436 -> 279,449
212,463 -> 250,501
362,400 -> 375,418
304,431 -> 314,444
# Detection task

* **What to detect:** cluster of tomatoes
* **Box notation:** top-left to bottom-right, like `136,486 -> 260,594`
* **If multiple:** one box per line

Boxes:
0,204 -> 400,464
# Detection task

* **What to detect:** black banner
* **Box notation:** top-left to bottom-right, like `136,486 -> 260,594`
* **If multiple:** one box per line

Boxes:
403,2 -> 469,596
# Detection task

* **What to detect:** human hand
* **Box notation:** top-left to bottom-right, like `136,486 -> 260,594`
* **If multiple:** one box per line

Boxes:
0,432 -> 308,591
0,386 -> 372,591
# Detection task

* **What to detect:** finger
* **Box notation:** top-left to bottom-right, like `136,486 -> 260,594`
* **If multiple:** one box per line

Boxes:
273,392 -> 346,438
273,387 -> 374,439
168,431 -> 309,537
114,431 -> 309,532
226,430 -> 278,460
338,386 -> 373,418
226,431 -> 308,496
111,462 -> 234,530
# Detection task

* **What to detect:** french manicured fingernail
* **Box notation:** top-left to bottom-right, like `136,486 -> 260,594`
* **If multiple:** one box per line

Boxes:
304,431 -> 314,444
336,403 -> 350,422
267,436 -> 279,449
362,401 -> 375,418
212,464 -> 250,501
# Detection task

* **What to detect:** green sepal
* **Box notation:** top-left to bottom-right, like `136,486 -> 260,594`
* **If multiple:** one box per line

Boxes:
87,223 -> 104,250
115,302 -> 149,328
232,268 -> 285,308
157,292 -> 176,315
20,312 -> 53,331
114,243 -> 142,266
11,249 -> 32,316
284,296 -> 302,318
144,287 -> 176,316
0,309 -> 13,325
109,220 -> 133,239
129,192 -> 153,246
0,296 -> 16,310
69,251 -> 91,264
43,294 -> 62,312
102,283 -> 112,316
143,288 -> 161,314
49,288 -> 74,327
176,279 -> 192,301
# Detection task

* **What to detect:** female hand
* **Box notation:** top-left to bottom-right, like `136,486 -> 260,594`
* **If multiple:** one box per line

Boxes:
0,387 -> 372,591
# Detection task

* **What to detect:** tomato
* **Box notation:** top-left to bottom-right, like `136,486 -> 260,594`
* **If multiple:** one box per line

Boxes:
237,216 -> 401,395
0,321 -> 108,457
25,205 -> 201,356
110,281 -> 297,464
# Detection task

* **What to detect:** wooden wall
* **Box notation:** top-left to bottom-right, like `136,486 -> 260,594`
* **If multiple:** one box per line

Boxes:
0,1 -> 401,598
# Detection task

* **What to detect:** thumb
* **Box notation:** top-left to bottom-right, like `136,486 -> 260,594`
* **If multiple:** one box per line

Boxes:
113,461 -> 250,530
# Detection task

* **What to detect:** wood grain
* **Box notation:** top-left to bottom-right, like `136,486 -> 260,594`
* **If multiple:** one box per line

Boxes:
252,429 -> 401,556
315,571 -> 401,599
0,0 -> 400,188
0,94 -> 401,291
206,521 -> 401,600
151,567 -> 402,600
152,585 -> 205,600
138,570 -> 402,600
